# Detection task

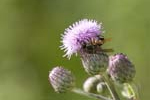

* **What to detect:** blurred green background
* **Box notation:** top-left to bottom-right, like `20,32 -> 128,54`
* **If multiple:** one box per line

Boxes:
0,0 -> 149,100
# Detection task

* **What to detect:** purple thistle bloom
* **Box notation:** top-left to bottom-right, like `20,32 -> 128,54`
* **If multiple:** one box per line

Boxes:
60,19 -> 103,59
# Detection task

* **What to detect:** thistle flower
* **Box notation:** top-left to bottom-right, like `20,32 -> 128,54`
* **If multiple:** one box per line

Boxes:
60,19 -> 103,59
49,67 -> 75,93
107,53 -> 136,83
81,52 -> 109,75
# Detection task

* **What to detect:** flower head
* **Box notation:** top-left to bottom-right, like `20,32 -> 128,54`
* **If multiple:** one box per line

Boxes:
49,66 -> 75,93
60,19 -> 103,59
107,53 -> 136,83
81,52 -> 108,75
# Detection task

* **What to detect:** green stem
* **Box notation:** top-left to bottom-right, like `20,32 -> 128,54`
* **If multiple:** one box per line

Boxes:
102,74 -> 120,100
124,83 -> 138,100
71,88 -> 112,100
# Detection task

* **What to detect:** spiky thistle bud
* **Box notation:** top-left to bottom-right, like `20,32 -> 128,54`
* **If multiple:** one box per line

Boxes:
49,67 -> 75,93
80,52 -> 109,75
107,53 -> 136,83
83,75 -> 104,93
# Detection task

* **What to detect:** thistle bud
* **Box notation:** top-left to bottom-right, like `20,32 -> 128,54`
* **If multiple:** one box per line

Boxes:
96,82 -> 107,94
80,52 -> 109,75
83,75 -> 103,93
49,67 -> 75,93
107,53 -> 136,83
121,83 -> 137,100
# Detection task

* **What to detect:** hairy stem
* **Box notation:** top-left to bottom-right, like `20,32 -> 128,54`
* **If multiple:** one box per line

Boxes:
71,88 -> 112,100
102,74 -> 120,100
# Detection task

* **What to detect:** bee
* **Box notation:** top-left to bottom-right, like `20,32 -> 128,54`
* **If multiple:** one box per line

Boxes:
82,35 -> 113,53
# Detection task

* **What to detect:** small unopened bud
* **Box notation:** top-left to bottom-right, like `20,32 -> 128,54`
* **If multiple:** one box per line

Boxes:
49,67 -> 75,93
107,53 -> 136,83
80,52 -> 109,75
121,83 -> 137,100
83,75 -> 103,93
96,82 -> 107,93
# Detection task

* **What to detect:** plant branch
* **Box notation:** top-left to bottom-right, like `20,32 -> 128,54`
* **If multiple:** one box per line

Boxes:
102,74 -> 120,100
71,88 -> 112,100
